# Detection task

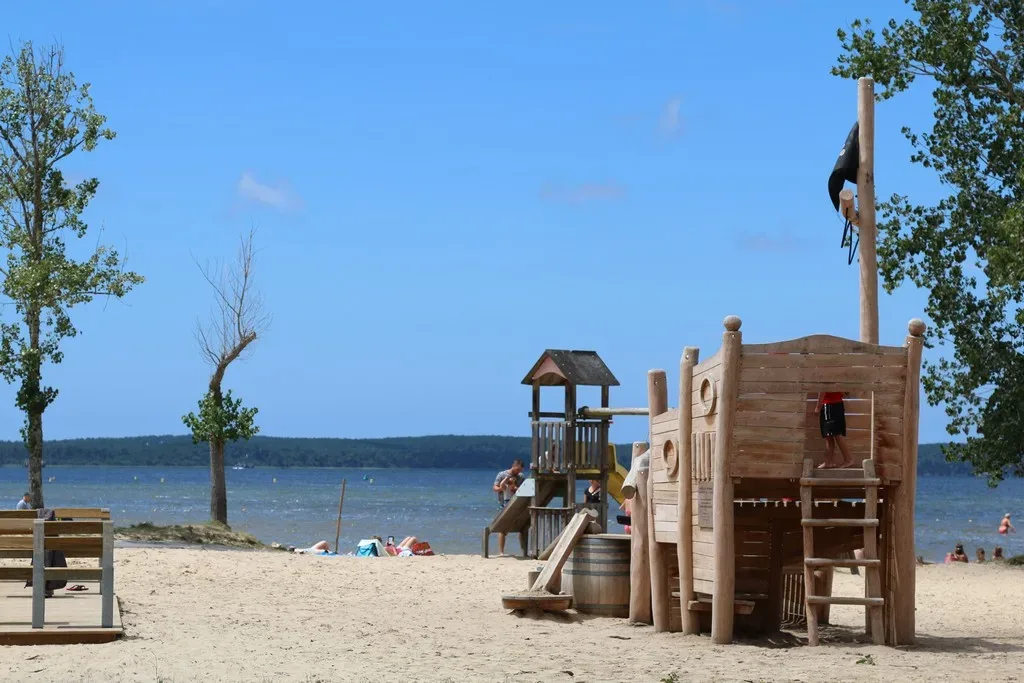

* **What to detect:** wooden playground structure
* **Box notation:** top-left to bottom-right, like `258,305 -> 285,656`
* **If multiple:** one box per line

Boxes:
628,315 -> 924,646
483,349 -> 635,559
501,76 -> 925,647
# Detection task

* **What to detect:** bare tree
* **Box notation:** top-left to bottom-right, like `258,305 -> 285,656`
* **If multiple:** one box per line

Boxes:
183,228 -> 269,525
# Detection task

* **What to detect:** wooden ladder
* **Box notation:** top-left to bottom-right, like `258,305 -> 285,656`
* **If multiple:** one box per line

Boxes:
799,458 -> 884,646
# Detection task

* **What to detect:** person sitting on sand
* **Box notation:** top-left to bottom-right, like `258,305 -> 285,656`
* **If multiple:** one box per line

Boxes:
976,548 -> 986,563
814,392 -> 854,469
945,543 -> 969,563
999,514 -> 1016,535
993,546 -> 1005,561
385,536 -> 434,556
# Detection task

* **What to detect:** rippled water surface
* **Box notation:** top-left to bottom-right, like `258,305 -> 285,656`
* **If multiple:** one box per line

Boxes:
1,467 -> 1019,559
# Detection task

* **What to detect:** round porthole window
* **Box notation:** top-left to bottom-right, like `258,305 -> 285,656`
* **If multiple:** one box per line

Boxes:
699,376 -> 718,416
663,439 -> 679,478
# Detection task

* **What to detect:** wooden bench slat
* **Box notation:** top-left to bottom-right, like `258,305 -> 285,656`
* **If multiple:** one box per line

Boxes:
0,567 -> 104,582
0,536 -> 103,554
0,508 -> 111,520
0,520 -> 106,534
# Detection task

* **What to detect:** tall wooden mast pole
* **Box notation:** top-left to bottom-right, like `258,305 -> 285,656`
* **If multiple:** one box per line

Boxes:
857,76 -> 879,344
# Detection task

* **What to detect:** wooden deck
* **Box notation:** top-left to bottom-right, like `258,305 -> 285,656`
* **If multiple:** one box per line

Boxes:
0,580 -> 123,645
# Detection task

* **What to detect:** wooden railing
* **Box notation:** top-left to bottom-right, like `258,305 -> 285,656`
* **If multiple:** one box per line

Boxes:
532,506 -> 572,554
574,420 -> 606,471
531,420 -> 607,474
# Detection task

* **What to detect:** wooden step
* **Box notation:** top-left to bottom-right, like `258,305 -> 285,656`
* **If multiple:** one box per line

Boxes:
809,468 -> 865,479
800,477 -> 880,487
672,591 -> 767,601
806,596 -> 884,607
804,557 -> 880,568
801,518 -> 879,527
684,598 -> 756,615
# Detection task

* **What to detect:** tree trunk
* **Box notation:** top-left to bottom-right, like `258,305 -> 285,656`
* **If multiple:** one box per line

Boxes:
25,408 -> 44,509
24,311 -> 44,509
209,438 -> 228,525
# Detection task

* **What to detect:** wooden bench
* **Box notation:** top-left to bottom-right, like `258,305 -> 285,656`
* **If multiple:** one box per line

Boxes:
0,507 -> 111,521
0,512 -> 114,629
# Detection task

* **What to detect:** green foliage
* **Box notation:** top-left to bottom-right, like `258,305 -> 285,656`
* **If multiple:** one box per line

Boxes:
182,389 -> 259,447
833,2 -> 1024,484
0,41 -> 143,505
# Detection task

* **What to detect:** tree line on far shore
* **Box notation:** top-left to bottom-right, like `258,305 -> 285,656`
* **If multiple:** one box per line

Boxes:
0,435 -> 977,476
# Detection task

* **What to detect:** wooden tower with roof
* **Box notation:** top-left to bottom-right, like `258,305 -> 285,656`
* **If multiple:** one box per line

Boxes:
519,349 -> 620,558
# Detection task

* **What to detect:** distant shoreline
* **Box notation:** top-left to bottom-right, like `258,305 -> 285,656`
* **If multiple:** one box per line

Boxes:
0,434 -> 977,476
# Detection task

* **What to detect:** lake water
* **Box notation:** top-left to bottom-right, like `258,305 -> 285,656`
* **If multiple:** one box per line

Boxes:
1,466 -> 1020,561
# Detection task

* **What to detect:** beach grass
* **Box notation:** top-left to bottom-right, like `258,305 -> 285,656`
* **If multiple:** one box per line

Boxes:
114,521 -> 266,548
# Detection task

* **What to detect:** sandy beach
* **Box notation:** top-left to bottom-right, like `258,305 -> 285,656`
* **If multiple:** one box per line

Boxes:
1,549 -> 1022,682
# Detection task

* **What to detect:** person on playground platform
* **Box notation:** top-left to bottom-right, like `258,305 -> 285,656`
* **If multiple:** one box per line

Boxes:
815,391 -> 854,469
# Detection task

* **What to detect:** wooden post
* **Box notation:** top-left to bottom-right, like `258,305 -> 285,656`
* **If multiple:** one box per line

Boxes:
333,479 -> 347,554
600,384 -> 610,532
628,441 -> 652,625
857,76 -> 879,346
565,383 -> 577,516
31,519 -> 45,629
892,319 -> 925,645
530,381 -> 541,558
101,520 -> 115,628
646,369 -> 670,632
711,316 -> 741,644
677,346 -> 700,634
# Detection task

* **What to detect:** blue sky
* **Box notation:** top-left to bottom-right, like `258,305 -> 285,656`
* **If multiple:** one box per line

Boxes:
0,1 -> 953,446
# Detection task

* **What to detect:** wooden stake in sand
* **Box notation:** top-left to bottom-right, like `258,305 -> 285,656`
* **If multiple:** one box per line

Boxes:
333,479 -> 347,553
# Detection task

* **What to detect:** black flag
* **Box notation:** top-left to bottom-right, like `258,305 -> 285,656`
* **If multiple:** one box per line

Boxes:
828,122 -> 859,211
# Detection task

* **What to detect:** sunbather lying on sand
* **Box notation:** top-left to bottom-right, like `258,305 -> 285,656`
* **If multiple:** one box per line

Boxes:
291,541 -> 331,554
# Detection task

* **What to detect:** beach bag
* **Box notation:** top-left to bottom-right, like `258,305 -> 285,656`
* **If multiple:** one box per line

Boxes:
356,540 -> 379,557
25,508 -> 68,591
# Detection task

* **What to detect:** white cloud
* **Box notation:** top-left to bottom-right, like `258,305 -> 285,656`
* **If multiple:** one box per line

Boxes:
659,96 -> 683,137
236,172 -> 302,212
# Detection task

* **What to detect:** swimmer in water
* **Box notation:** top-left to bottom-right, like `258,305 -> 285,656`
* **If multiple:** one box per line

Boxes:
999,514 -> 1016,535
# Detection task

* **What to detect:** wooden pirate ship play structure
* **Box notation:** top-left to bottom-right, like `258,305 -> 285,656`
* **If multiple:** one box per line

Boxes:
631,315 -> 924,646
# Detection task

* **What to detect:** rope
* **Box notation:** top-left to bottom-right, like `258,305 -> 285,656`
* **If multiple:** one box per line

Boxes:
841,218 -> 859,266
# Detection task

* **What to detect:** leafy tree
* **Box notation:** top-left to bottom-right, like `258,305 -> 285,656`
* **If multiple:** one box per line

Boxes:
0,42 -> 143,507
182,229 -> 267,524
833,1 -> 1024,483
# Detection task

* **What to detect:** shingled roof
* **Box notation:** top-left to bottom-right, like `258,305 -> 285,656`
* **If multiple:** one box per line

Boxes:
520,350 -> 619,387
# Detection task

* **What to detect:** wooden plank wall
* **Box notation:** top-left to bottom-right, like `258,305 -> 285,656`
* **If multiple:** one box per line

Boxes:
651,409 -> 679,544
733,336 -> 908,480
688,352 -> 721,593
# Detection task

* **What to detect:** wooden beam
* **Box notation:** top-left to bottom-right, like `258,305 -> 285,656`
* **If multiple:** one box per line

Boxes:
711,316 -> 741,645
892,319 -> 925,645
677,346 -> 700,634
579,407 -> 648,418
530,509 -> 596,593
858,76 -> 879,345
646,369 -> 671,632
628,441 -> 652,625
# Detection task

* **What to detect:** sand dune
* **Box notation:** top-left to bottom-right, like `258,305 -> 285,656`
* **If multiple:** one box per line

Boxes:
1,549 -> 1022,682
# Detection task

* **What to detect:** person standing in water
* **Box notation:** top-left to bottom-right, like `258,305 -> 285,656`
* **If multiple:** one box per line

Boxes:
999,513 -> 1016,535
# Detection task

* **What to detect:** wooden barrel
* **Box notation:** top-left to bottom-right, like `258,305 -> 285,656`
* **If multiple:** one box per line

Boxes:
562,534 -> 630,617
